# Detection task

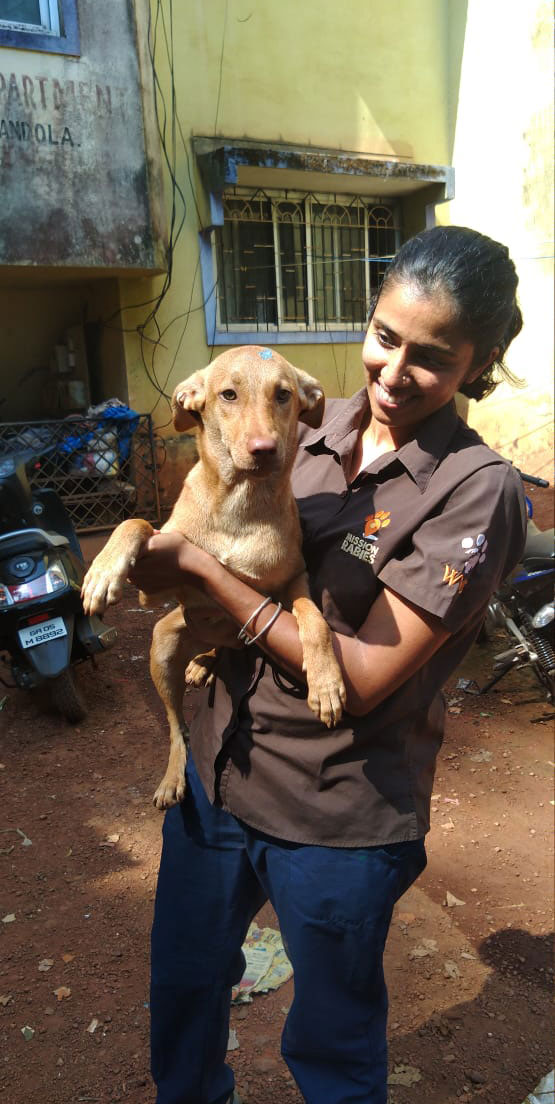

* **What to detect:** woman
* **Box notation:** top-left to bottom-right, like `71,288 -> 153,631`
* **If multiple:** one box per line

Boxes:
130,226 -> 527,1104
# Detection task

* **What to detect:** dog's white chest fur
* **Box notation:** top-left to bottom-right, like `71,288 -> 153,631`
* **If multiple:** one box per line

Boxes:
173,473 -> 301,590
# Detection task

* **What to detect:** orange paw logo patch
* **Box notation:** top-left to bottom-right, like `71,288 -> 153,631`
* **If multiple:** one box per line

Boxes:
364,510 -> 391,538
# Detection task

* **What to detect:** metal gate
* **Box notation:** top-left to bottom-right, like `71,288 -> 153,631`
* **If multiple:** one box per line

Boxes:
0,414 -> 161,533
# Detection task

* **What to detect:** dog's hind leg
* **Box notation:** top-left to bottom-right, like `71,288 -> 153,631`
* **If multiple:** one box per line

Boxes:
150,606 -> 198,810
185,649 -> 218,687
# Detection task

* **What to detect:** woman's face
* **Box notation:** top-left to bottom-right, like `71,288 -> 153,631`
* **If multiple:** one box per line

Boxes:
362,281 -> 489,444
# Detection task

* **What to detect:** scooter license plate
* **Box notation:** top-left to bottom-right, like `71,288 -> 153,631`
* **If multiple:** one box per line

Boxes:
18,617 -> 68,649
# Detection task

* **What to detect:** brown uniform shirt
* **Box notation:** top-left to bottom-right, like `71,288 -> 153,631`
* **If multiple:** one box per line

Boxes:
189,390 -> 527,846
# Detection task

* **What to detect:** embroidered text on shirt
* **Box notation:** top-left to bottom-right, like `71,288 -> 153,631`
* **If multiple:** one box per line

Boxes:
342,533 -> 378,564
442,563 -> 468,594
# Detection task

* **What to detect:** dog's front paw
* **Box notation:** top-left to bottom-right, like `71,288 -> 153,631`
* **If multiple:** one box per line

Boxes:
153,771 -> 186,810
81,555 -> 129,615
306,672 -> 347,729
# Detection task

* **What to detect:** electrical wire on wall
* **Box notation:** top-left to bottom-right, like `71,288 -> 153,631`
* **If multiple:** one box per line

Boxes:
130,0 -> 187,418
100,0 -> 210,427
137,0 -> 230,409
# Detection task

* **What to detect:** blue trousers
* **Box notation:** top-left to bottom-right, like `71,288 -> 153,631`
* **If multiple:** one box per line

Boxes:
150,758 -> 426,1104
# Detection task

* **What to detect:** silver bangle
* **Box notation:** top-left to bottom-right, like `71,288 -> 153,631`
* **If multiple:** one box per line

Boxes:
237,596 -> 272,642
243,602 -> 283,647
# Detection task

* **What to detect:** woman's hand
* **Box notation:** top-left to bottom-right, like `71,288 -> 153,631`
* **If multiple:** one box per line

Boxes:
127,531 -> 211,593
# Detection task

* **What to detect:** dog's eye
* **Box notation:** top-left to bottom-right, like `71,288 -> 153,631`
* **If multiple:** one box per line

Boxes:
220,389 -> 237,402
276,389 -> 291,404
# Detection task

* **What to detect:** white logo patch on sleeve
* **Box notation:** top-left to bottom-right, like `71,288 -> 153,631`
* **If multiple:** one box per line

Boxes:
461,533 -> 488,575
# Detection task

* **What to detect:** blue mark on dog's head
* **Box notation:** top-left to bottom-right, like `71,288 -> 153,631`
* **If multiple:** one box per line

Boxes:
258,348 -> 273,359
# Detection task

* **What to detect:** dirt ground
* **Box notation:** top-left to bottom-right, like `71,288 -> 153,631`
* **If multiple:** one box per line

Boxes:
1,485 -> 553,1104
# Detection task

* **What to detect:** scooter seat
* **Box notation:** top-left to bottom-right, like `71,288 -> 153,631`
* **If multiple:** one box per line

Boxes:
524,523 -> 554,561
521,556 -> 555,573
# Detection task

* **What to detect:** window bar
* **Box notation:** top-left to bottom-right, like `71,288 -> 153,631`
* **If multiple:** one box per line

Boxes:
298,234 -> 307,326
302,251 -> 310,329
304,196 -> 315,330
333,223 -> 342,327
272,201 -> 284,330
364,213 -> 372,317
232,218 -> 244,327
320,223 -> 329,333
323,221 -> 334,332
345,225 -> 352,329
348,221 -> 358,329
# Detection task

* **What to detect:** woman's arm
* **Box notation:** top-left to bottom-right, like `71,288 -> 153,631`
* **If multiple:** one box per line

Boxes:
128,532 -> 450,717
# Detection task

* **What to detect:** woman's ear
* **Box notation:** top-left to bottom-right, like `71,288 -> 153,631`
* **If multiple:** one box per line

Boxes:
171,368 -> 209,431
294,367 -> 326,428
465,346 -> 500,385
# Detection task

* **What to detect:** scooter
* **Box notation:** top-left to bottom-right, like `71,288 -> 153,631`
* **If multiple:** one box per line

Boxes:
479,471 -> 554,701
0,448 -> 116,721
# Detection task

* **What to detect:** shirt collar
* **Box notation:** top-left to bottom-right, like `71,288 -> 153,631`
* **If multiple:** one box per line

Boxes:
301,389 -> 461,493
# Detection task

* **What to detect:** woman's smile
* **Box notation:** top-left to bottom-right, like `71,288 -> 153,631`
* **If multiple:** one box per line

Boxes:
374,379 -> 414,409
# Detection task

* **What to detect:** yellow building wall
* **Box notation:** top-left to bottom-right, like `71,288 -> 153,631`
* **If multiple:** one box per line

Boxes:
167,0 -> 450,163
123,0 -> 552,488
443,0 -> 554,477
121,0 -> 455,462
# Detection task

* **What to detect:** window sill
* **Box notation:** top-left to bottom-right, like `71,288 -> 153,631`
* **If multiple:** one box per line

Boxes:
211,330 -> 366,346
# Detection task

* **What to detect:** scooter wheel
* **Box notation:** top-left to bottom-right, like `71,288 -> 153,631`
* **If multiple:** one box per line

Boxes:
50,670 -> 88,723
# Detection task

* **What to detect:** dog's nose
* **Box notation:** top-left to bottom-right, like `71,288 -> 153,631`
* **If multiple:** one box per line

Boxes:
247,437 -> 278,455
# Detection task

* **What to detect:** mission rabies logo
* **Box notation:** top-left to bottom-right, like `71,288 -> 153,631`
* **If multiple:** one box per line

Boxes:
341,511 -> 391,565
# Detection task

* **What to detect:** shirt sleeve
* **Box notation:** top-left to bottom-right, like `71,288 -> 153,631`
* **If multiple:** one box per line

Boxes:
378,462 -> 527,634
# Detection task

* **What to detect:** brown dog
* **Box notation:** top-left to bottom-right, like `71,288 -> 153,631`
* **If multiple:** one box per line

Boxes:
81,346 -> 346,808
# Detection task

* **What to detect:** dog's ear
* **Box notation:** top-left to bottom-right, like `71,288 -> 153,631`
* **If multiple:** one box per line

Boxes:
171,369 -> 209,431
294,368 -> 326,428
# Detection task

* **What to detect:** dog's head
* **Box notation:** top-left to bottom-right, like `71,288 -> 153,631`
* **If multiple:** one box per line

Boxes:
172,348 -> 325,432
171,347 -> 326,480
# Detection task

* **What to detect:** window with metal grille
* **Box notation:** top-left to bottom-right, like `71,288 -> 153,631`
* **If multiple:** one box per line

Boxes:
214,188 -> 400,333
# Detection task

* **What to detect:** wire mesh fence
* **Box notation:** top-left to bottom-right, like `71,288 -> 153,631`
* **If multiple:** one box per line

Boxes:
0,414 -> 161,533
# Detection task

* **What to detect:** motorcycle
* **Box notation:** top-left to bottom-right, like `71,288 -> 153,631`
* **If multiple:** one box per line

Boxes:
479,470 -> 554,702
0,448 -> 116,721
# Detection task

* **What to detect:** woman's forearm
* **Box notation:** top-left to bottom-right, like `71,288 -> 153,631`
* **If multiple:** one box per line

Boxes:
187,543 -> 448,717
128,534 -> 448,717
188,545 -> 307,674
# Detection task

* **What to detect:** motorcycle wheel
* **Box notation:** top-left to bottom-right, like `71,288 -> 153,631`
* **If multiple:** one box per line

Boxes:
49,670 -> 88,723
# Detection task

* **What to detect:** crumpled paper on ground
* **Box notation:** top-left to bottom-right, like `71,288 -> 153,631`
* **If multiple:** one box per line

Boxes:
522,1069 -> 554,1104
232,923 -> 293,1003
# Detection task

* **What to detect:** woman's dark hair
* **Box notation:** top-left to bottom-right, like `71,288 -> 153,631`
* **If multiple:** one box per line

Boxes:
372,225 -> 523,400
